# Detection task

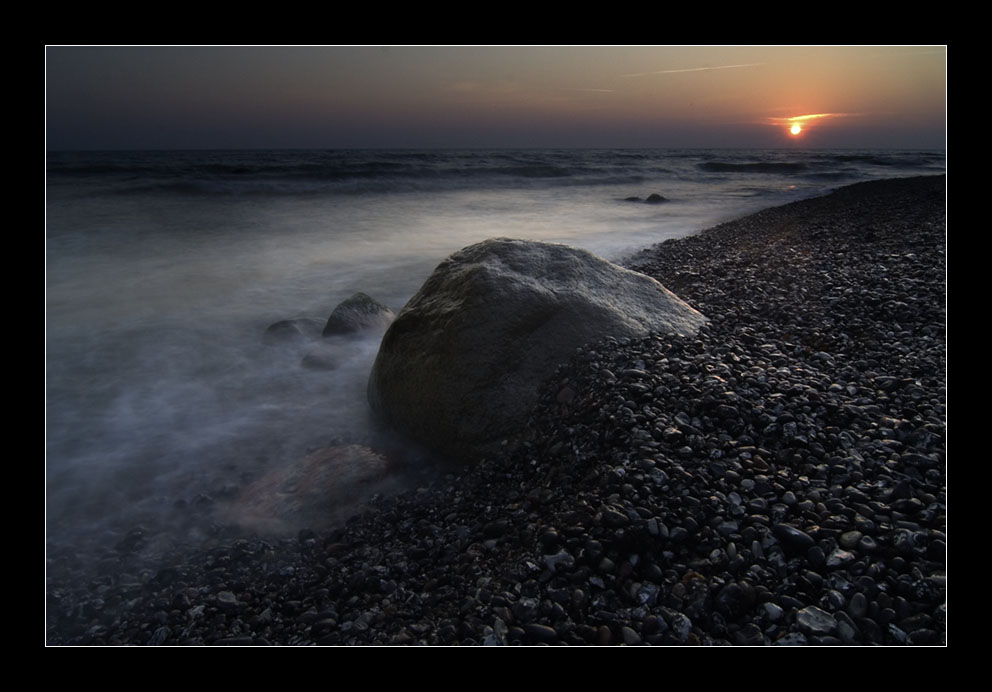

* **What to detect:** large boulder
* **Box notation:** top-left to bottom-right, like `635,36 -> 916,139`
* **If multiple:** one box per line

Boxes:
367,238 -> 707,462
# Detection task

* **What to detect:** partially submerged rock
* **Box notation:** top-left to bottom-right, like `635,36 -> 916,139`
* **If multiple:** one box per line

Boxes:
300,343 -> 340,371
223,444 -> 397,535
623,193 -> 668,204
264,293 -> 394,369
367,238 -> 707,462
323,292 -> 395,336
263,318 -> 323,344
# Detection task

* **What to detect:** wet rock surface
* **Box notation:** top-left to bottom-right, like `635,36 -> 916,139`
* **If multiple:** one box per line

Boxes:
46,175 -> 946,645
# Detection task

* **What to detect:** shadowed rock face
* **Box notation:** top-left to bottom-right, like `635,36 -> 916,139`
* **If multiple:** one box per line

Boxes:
367,238 -> 707,463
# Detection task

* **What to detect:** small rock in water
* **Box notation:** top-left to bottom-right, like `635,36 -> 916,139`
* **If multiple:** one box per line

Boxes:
223,444 -> 393,535
263,318 -> 323,344
322,292 -> 395,336
300,343 -> 340,371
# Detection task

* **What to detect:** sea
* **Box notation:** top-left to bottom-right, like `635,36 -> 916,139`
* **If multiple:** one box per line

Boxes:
45,148 -> 945,564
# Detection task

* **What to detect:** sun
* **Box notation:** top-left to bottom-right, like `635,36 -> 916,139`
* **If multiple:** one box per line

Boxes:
790,124 -> 802,136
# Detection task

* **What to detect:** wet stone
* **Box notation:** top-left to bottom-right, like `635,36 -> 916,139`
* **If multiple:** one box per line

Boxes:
213,635 -> 256,646
796,606 -> 837,636
544,549 -> 575,572
621,626 -> 642,645
600,507 -> 631,528
763,602 -> 784,622
148,626 -> 170,646
773,523 -> 815,551
773,632 -> 809,646
669,613 -> 692,643
524,623 -> 559,643
839,531 -> 863,549
826,548 -> 856,568
597,625 -> 612,645
216,591 -> 239,610
807,545 -> 827,568
734,623 -> 765,646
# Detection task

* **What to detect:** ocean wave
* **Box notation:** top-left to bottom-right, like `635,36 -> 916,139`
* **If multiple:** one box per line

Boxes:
490,164 -> 571,178
48,149 -> 945,201
698,161 -> 808,174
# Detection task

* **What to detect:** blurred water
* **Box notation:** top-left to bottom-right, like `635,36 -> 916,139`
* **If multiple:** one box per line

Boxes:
45,148 -> 945,556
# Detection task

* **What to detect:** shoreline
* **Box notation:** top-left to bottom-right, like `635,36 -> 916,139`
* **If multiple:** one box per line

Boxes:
47,175 -> 946,646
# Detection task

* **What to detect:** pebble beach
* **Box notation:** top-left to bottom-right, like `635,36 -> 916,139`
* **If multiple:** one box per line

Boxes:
46,174 -> 947,646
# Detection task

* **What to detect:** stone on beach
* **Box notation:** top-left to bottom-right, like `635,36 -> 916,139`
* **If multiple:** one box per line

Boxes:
367,237 -> 707,462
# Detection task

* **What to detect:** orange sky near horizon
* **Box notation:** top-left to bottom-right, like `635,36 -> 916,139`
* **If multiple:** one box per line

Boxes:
46,45 -> 947,150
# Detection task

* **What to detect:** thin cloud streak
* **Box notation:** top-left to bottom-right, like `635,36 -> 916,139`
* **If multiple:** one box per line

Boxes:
766,112 -> 862,126
621,62 -> 766,78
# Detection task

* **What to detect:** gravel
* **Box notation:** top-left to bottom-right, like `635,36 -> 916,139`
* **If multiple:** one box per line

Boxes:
46,175 -> 946,646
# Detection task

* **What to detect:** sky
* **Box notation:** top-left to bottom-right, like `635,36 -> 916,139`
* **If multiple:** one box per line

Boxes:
45,45 -> 947,150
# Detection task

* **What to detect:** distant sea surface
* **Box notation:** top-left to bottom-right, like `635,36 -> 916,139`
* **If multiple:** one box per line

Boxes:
46,148 -> 945,555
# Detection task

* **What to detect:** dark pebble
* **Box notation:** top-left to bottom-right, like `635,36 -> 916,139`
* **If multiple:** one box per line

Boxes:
524,623 -> 559,643
774,524 -> 815,552
213,636 -> 256,646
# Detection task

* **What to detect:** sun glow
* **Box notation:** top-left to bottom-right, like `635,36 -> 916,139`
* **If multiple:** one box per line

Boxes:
769,112 -> 855,140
